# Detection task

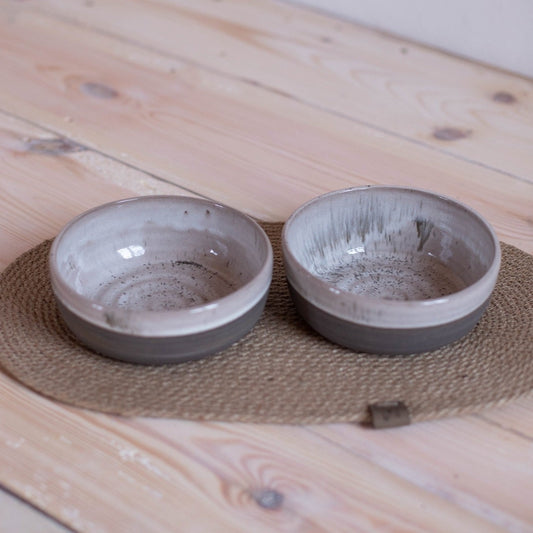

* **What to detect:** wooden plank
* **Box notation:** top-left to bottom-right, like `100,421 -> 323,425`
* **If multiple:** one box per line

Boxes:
0,9 -> 531,252
310,412 -> 533,531
0,372 -> 506,533
288,0 -> 533,79
0,378 -> 246,532
475,397 -> 533,440
12,0 -> 533,181
0,112 -> 194,269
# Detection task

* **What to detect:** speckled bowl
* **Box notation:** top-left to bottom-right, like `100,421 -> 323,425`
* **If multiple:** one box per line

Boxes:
282,186 -> 501,354
49,196 -> 273,364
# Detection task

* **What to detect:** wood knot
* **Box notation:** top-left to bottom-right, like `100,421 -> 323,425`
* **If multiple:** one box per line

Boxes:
25,138 -> 85,156
492,91 -> 516,104
433,127 -> 471,141
81,81 -> 119,99
252,489 -> 284,510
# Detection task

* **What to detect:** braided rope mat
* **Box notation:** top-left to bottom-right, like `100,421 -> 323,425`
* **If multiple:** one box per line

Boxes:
0,222 -> 532,426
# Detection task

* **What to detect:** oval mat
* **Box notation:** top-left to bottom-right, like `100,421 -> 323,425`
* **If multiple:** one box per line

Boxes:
0,223 -> 532,426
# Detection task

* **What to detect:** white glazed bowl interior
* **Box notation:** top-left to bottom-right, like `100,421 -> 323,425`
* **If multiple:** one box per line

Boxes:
50,196 -> 272,338
282,186 -> 501,330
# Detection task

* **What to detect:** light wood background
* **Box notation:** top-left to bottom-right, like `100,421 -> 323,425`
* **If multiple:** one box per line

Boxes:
290,0 -> 533,79
0,1 -> 532,531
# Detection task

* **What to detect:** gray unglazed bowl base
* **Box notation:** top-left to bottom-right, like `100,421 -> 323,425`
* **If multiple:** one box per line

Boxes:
288,283 -> 490,355
57,293 -> 268,365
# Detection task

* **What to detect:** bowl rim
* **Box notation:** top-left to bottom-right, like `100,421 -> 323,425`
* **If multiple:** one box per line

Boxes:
49,195 -> 273,337
281,185 -> 501,328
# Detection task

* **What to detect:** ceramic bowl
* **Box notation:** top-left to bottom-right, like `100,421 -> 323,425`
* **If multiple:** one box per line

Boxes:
50,196 -> 273,364
282,186 -> 501,354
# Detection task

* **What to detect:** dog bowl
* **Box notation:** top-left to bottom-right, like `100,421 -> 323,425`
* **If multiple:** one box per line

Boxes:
282,186 -> 501,354
50,196 -> 273,364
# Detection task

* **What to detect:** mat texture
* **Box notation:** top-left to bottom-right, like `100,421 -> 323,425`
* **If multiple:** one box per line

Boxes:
0,223 -> 532,426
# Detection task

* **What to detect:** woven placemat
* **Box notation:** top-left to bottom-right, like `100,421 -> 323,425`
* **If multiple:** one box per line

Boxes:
0,222 -> 532,426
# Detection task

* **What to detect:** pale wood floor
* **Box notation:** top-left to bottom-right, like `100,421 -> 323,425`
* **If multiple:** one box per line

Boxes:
0,1 -> 532,531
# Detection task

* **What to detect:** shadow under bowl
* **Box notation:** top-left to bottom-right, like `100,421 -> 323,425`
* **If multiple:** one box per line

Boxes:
49,196 -> 273,364
282,186 -> 501,354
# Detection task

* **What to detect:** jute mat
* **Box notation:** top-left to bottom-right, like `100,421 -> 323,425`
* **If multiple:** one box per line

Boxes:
0,222 -> 532,427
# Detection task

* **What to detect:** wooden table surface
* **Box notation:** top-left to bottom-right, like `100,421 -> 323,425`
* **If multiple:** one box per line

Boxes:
1,1 -> 532,531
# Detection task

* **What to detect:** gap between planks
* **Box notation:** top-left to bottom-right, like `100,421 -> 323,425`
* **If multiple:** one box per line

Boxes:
0,108 -> 212,204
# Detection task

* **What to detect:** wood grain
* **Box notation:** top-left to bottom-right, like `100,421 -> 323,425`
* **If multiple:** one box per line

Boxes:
310,416 -> 533,531
0,8 -> 531,251
11,0 -> 533,181
0,112 -> 194,269
1,369 -> 510,532
0,376 -> 244,532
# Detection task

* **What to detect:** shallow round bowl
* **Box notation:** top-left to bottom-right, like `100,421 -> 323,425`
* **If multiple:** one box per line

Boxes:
282,186 -> 501,354
50,196 -> 273,364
